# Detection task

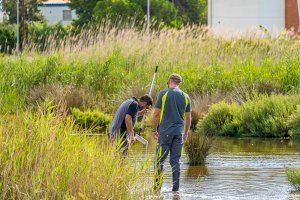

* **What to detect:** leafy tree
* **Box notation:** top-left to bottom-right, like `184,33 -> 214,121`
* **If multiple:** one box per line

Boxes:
68,0 -> 99,27
70,0 -> 181,28
93,0 -> 144,23
172,0 -> 207,24
2,0 -> 46,23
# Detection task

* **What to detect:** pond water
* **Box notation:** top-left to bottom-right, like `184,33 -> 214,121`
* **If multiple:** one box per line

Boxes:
133,136 -> 300,200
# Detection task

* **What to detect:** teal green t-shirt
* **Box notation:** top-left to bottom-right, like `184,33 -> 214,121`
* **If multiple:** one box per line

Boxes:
155,88 -> 191,135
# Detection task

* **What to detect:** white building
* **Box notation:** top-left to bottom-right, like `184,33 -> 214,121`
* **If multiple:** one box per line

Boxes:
0,3 -> 4,22
38,0 -> 76,25
208,0 -> 300,35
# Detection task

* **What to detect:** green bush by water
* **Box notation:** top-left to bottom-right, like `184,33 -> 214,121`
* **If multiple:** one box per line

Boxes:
199,94 -> 300,138
241,95 -> 300,137
287,106 -> 300,138
287,169 -> 300,191
71,108 -> 112,132
199,101 -> 242,136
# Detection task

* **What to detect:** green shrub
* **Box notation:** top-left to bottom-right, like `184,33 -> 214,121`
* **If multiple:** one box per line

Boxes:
185,132 -> 213,166
198,101 -> 242,136
241,95 -> 300,137
198,95 -> 300,138
287,106 -> 300,138
286,169 -> 300,191
71,108 -> 112,132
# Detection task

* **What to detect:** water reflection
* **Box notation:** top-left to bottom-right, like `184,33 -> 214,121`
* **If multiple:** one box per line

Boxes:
186,165 -> 209,178
212,137 -> 300,154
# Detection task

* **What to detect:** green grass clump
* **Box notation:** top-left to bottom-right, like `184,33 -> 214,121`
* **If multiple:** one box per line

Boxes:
286,169 -> 300,191
287,106 -> 300,138
0,105 -> 149,199
185,132 -> 213,166
198,94 -> 300,138
71,108 -> 112,132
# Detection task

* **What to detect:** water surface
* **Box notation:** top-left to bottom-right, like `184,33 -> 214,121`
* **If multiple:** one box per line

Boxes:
134,136 -> 300,200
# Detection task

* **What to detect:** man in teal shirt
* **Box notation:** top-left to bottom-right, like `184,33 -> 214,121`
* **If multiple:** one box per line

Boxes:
152,73 -> 192,192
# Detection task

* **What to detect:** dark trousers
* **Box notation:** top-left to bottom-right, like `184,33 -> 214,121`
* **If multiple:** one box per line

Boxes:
154,134 -> 183,191
120,131 -> 129,156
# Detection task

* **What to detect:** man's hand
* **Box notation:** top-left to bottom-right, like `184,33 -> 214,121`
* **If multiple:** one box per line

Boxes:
138,109 -> 149,116
153,130 -> 159,140
182,133 -> 189,144
128,133 -> 136,146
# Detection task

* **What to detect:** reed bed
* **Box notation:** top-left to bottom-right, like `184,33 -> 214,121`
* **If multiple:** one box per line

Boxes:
0,103 -> 151,199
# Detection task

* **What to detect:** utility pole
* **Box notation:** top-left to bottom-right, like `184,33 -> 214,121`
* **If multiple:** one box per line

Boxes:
16,0 -> 20,53
147,0 -> 150,33
21,0 -> 26,49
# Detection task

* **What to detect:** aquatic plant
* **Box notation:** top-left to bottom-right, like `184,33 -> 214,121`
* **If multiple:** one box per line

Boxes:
286,169 -> 300,191
185,132 -> 213,166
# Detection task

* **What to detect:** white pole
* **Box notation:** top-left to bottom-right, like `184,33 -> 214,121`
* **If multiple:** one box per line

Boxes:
16,0 -> 20,54
147,0 -> 150,33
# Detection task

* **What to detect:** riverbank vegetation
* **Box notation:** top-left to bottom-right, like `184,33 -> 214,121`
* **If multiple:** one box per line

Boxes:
0,104 -> 150,199
1,25 -> 299,111
0,21 -> 299,197
199,94 -> 300,138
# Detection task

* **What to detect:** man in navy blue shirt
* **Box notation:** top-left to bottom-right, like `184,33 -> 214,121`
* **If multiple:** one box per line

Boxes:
109,95 -> 153,154
152,73 -> 192,192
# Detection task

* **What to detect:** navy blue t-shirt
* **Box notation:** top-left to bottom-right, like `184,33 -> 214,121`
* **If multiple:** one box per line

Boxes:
120,100 -> 139,133
155,88 -> 191,135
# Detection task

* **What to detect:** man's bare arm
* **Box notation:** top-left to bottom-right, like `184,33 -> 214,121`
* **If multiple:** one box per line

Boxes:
183,112 -> 191,143
152,108 -> 161,139
125,114 -> 135,144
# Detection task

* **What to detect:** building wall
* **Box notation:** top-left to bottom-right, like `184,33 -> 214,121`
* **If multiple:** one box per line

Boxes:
0,4 -> 3,22
0,11 -> 3,23
39,5 -> 76,25
208,0 -> 285,34
208,0 -> 300,35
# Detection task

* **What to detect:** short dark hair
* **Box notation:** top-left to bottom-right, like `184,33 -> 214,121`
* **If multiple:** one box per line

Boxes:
140,94 -> 153,106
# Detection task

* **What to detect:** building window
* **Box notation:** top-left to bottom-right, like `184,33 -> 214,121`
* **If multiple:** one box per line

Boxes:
63,10 -> 72,21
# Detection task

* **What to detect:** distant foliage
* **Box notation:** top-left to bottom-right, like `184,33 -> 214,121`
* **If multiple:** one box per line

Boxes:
198,95 -> 300,138
27,22 -> 70,52
69,0 -> 205,28
71,108 -> 112,131
0,23 -> 16,53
